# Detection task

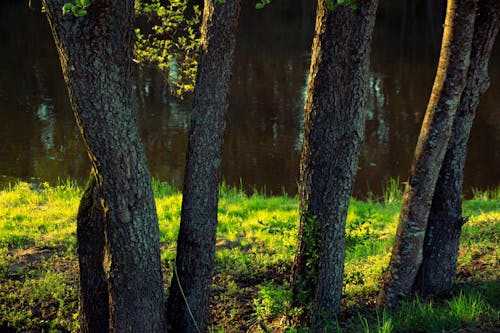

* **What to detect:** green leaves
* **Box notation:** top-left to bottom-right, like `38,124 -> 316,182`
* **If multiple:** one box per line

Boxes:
134,0 -> 201,98
255,0 -> 272,9
62,0 -> 90,17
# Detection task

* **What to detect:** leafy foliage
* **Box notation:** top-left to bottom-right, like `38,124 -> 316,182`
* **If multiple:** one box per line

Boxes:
134,0 -> 201,98
133,0 -> 357,99
62,0 -> 89,17
255,0 -> 272,9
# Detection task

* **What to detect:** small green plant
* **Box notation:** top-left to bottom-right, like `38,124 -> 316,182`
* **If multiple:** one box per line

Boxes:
292,212 -> 320,319
253,281 -> 290,319
255,0 -> 272,9
376,309 -> 394,333
62,0 -> 89,17
382,177 -> 403,205
358,313 -> 371,333
448,290 -> 492,324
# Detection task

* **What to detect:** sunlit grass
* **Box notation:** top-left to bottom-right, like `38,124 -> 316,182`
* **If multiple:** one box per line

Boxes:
0,180 -> 498,332
0,182 -> 81,249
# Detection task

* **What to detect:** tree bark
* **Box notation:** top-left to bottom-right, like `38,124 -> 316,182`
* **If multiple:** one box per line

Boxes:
291,0 -> 378,326
166,0 -> 241,332
413,0 -> 499,296
76,173 -> 109,333
377,0 -> 477,308
42,1 -> 165,331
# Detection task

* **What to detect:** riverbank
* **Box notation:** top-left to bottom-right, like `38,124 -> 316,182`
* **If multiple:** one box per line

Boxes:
0,181 -> 498,332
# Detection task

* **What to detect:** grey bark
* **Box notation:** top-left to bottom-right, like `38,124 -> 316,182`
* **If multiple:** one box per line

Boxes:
378,0 -> 477,308
413,0 -> 499,296
166,0 -> 241,332
291,0 -> 378,326
42,1 -> 165,331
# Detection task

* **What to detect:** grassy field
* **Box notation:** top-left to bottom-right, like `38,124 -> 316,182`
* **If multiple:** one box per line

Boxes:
0,180 -> 498,332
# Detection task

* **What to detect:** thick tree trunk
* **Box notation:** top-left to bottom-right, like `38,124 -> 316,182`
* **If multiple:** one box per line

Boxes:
291,0 -> 378,326
377,0 -> 477,308
76,173 -> 108,333
413,0 -> 499,296
42,1 -> 165,331
166,1 -> 241,332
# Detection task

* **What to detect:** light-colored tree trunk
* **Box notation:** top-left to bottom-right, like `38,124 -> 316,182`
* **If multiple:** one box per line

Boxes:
413,0 -> 499,296
292,0 -> 378,326
166,0 -> 241,332
378,0 -> 477,308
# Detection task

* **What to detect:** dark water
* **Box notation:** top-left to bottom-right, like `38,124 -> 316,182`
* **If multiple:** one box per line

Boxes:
0,1 -> 498,198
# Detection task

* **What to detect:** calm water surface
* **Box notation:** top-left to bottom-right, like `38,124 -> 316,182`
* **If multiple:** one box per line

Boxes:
0,1 -> 498,197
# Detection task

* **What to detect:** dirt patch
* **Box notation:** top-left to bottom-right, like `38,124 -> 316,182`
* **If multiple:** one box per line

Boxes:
12,246 -> 63,263
5,246 -> 76,281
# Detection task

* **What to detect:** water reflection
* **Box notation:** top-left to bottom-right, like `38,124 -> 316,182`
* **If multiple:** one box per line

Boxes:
0,0 -> 498,198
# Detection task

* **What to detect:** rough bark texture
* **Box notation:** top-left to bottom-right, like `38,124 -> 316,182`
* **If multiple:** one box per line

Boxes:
413,0 -> 499,296
166,1 -> 241,332
42,1 -> 165,331
378,0 -> 477,308
291,0 -> 378,326
76,173 -> 109,333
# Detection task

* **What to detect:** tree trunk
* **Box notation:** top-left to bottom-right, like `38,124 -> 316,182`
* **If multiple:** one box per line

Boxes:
76,173 -> 109,333
413,0 -> 499,296
42,1 -> 165,331
291,0 -> 378,326
166,1 -> 241,332
377,0 -> 477,308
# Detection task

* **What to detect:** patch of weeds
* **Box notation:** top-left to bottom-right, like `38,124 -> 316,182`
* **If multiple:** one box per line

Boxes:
211,274 -> 256,333
355,309 -> 394,333
0,247 -> 10,278
482,280 -> 500,310
258,216 -> 295,236
253,281 -> 300,328
345,208 -> 376,250
382,177 -> 403,205
388,288 -> 498,333
0,269 -> 78,332
448,289 -> 497,326
472,186 -> 500,201
215,248 -> 253,276
152,178 -> 179,198
393,297 -> 449,332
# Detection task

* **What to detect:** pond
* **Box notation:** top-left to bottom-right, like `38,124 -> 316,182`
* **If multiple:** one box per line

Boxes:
0,0 -> 498,198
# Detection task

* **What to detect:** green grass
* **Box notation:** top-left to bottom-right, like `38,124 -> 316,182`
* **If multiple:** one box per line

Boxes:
0,181 -> 498,332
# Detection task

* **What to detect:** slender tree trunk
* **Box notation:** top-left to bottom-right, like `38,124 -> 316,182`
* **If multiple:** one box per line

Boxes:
291,0 -> 378,326
76,173 -> 109,333
42,1 -> 165,331
413,0 -> 499,296
166,1 -> 241,332
377,0 -> 477,308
